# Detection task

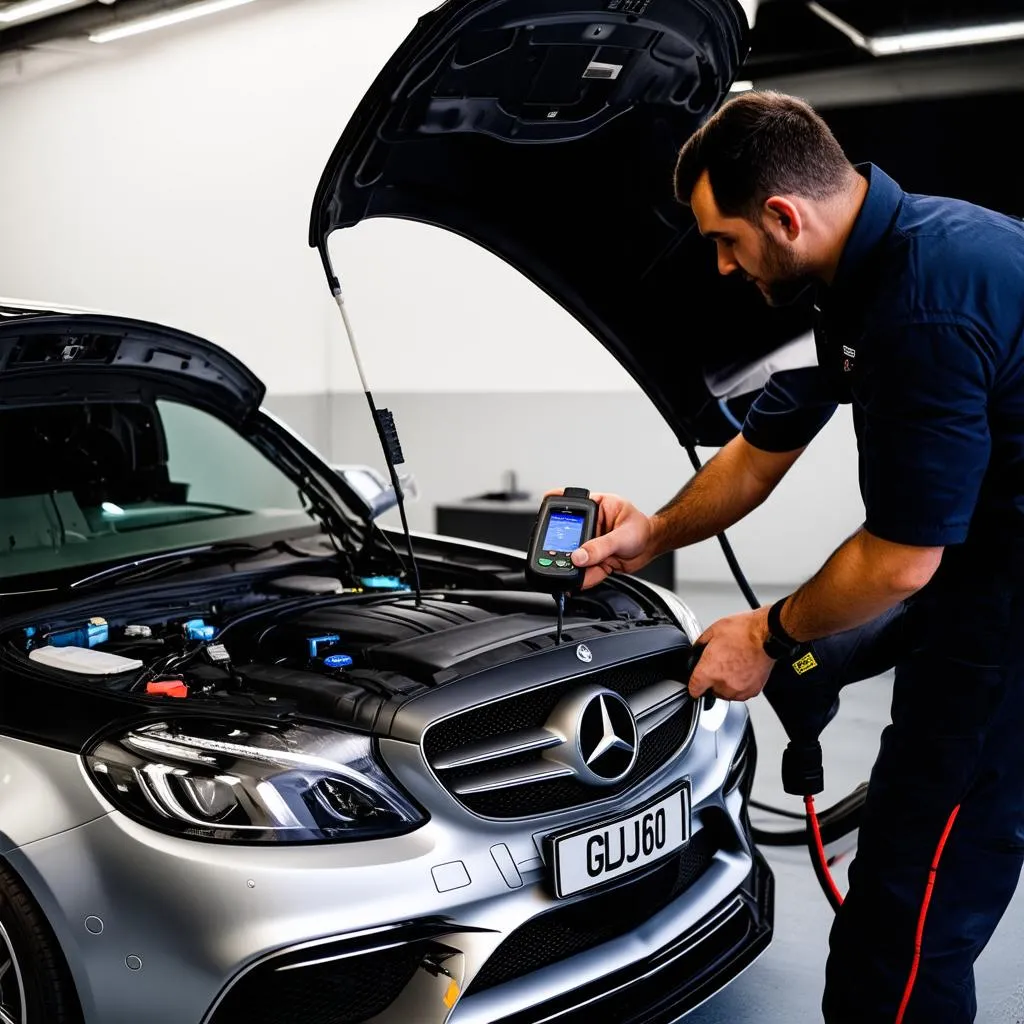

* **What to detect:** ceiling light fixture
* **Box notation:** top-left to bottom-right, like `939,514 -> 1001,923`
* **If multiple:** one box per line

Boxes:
89,0 -> 258,44
0,0 -> 84,24
869,19 -> 1024,55
807,2 -> 1024,56
730,80 -> 754,91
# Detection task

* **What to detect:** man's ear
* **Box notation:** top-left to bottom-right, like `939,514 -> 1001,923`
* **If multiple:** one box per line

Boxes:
763,196 -> 802,240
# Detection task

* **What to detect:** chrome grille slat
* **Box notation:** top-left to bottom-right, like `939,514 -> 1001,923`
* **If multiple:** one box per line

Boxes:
451,762 -> 576,795
431,727 -> 562,770
629,679 -> 691,738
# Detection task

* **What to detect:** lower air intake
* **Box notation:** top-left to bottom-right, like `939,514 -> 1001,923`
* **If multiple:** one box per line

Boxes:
209,943 -> 420,1024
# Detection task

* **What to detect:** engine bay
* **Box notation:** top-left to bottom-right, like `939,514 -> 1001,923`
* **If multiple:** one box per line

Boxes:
4,568 -> 670,731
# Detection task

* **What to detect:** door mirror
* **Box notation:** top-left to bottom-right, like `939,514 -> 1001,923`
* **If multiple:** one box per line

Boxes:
331,464 -> 418,521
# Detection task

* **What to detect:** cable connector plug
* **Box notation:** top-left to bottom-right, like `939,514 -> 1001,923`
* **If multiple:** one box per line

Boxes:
782,739 -> 825,795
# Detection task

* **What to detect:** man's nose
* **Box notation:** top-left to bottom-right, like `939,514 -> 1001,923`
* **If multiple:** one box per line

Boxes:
716,247 -> 741,276
716,248 -> 738,276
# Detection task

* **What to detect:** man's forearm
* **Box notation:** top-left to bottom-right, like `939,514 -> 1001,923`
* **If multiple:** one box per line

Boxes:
649,435 -> 801,555
778,528 -> 943,642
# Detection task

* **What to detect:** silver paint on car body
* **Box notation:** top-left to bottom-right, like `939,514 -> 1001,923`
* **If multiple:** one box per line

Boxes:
0,697 -> 752,1023
0,737 -> 113,853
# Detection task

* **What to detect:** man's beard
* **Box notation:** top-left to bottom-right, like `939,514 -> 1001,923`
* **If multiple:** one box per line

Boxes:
756,233 -> 814,307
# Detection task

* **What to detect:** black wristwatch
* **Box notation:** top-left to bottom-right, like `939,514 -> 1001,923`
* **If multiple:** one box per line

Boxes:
763,596 -> 805,661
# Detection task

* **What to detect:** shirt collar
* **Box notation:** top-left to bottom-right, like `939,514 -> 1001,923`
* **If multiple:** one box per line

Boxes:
829,163 -> 904,291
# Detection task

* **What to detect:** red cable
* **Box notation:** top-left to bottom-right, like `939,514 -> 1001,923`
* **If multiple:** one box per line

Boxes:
805,794 -> 845,908
893,804 -> 962,1024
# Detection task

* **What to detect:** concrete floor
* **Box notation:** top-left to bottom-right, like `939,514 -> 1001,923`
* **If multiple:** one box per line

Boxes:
679,584 -> 1024,1024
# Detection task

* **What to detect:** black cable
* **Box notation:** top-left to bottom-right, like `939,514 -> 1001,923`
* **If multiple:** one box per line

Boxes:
753,786 -> 867,848
684,445 -> 760,610
750,824 -> 808,846
750,797 -> 806,820
374,521 -> 410,576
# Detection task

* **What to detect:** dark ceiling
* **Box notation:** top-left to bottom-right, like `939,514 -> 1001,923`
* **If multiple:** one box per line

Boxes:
748,0 -> 1024,76
746,0 -> 1024,110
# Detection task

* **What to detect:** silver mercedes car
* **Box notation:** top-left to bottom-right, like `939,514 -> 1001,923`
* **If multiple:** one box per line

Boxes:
0,1 -> 775,1022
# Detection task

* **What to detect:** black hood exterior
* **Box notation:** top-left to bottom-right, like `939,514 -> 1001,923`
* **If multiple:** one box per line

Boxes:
0,302 -> 265,423
310,0 -> 812,446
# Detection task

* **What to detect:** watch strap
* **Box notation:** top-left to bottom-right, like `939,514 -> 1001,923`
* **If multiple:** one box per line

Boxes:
764,596 -> 804,660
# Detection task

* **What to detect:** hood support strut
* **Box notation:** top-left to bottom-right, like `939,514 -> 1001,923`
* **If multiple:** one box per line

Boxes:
317,241 -> 423,606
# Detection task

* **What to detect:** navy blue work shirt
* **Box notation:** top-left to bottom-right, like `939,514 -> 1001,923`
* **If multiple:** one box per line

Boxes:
743,164 -> 1024,551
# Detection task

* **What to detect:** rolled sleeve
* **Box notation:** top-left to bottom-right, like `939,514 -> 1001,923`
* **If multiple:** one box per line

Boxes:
742,366 -> 839,453
859,323 -> 992,546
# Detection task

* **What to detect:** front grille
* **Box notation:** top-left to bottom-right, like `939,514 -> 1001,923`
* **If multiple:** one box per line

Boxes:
423,651 -> 700,818
209,944 -> 420,1024
467,823 -> 719,995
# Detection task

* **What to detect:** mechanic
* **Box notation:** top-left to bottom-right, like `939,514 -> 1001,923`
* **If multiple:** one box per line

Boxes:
564,91 -> 1024,1023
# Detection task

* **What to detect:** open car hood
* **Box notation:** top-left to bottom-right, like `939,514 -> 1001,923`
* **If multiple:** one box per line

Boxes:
310,0 -> 814,446
0,300 -> 265,422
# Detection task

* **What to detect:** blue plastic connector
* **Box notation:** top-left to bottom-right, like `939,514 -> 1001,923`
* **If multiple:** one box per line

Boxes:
49,623 -> 109,648
183,619 -> 216,642
307,633 -> 340,658
359,576 -> 410,591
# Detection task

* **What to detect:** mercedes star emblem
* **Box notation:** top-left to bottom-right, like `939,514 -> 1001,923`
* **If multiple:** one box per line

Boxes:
577,691 -> 638,784
576,644 -> 592,663
541,685 -> 640,786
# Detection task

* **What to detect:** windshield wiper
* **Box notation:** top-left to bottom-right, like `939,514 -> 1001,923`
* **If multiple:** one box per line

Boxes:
69,542 -> 283,590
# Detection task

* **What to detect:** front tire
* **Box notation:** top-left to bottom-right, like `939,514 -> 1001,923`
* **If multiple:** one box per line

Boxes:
0,863 -> 82,1023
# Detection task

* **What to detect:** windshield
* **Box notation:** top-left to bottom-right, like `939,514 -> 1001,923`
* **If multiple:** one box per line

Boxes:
0,399 -> 322,581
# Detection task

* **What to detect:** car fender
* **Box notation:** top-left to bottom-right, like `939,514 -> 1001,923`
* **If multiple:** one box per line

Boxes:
0,737 -> 110,853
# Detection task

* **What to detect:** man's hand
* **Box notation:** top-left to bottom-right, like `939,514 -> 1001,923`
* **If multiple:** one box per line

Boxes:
543,491 -> 654,590
688,606 -> 775,702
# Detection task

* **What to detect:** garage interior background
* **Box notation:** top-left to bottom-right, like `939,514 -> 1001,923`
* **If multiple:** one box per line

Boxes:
1,0 -> 1022,589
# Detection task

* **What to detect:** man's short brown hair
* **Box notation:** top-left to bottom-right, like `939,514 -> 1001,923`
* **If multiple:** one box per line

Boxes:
674,90 -> 854,218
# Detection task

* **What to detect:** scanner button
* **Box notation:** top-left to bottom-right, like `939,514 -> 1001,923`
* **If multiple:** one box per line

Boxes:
538,558 -> 554,566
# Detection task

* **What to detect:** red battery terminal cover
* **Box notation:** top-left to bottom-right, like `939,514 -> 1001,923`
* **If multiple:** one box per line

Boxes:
146,679 -> 189,698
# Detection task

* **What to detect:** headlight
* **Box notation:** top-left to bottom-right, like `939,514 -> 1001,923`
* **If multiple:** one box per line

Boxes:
85,720 -> 426,843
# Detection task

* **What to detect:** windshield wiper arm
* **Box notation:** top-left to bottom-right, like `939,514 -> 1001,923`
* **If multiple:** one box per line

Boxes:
69,542 -> 279,590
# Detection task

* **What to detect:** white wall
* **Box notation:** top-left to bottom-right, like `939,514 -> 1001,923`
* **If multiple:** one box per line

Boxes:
0,0 -> 866,585
0,0 -> 629,393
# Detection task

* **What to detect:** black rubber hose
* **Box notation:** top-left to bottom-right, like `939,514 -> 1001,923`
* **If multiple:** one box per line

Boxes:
685,445 -> 761,611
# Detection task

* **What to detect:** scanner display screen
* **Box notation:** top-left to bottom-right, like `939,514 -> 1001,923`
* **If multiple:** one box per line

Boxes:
541,512 -> 585,552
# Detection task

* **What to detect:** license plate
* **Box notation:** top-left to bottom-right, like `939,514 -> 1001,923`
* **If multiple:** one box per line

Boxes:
548,784 -> 691,898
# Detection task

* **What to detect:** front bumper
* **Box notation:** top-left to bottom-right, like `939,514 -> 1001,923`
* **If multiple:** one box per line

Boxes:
483,851 -> 773,1024
206,845 -> 772,1024
7,708 -> 770,1024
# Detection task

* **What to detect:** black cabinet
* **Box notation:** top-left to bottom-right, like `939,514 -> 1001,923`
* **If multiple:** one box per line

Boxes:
435,500 -> 675,590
